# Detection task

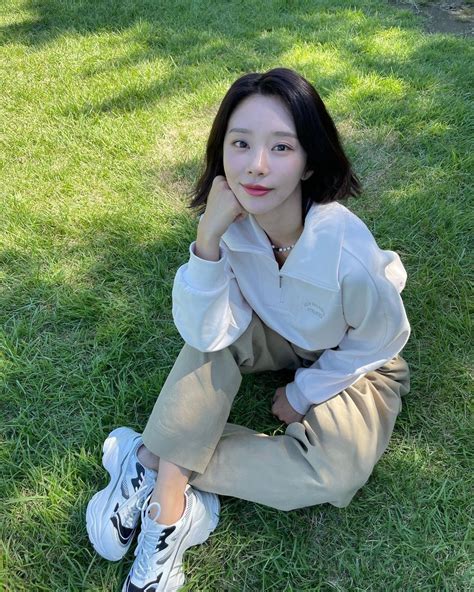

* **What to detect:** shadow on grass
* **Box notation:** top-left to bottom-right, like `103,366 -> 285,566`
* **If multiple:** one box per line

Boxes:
2,185 -> 470,590
1,1 -> 471,589
0,0 -> 433,116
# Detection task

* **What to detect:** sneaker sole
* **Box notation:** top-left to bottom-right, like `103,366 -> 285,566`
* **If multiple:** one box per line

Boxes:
86,427 -> 143,561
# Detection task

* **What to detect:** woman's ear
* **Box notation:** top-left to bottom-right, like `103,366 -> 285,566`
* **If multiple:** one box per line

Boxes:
301,169 -> 314,181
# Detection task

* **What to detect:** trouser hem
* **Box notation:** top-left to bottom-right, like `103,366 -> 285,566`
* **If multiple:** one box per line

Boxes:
142,423 -> 216,474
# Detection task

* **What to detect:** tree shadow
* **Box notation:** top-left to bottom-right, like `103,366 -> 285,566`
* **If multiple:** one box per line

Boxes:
0,0 -> 418,116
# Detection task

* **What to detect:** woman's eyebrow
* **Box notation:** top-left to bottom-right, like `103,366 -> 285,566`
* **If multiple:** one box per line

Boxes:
227,127 -> 297,138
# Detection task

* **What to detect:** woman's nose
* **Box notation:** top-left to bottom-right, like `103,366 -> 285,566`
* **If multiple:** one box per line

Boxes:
247,148 -> 269,176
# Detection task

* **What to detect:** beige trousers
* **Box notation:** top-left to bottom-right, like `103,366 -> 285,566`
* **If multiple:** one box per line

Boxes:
142,312 -> 410,510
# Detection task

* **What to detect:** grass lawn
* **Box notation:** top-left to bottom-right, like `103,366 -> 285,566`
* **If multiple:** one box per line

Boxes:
1,0 -> 472,590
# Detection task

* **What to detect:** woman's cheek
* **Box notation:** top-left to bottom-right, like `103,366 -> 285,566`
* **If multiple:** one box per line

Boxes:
222,154 -> 234,181
223,159 -> 239,191
223,169 -> 240,198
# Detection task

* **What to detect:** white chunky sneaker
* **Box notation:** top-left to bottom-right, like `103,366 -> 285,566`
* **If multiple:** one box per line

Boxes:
86,427 -> 157,561
122,486 -> 220,592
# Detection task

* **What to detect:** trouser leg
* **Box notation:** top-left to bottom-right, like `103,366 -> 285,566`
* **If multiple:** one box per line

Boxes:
142,312 -> 302,474
142,311 -> 410,510
189,355 -> 410,509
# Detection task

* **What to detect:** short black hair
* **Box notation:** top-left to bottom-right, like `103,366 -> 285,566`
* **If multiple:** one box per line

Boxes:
189,67 -> 361,221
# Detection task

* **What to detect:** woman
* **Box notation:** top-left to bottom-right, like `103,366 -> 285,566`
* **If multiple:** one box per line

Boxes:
86,67 -> 411,592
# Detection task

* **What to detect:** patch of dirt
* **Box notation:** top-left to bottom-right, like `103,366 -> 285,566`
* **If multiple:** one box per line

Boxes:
388,0 -> 474,35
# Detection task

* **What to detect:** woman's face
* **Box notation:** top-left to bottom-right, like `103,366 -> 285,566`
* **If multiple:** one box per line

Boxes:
223,94 -> 312,219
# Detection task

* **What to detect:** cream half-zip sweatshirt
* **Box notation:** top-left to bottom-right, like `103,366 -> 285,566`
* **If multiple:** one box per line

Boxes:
172,201 -> 411,414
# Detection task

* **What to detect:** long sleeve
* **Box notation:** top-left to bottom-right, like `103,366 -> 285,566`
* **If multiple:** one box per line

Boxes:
285,253 -> 411,415
172,239 -> 253,352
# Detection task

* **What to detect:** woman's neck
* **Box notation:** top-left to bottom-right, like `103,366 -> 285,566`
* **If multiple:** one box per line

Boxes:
254,201 -> 304,248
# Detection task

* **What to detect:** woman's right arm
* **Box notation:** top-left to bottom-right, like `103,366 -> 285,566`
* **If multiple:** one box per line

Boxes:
194,224 -> 221,262
194,175 -> 247,261
171,176 -> 253,351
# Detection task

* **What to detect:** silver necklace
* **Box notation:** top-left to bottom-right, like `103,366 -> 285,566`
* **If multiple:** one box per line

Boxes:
263,229 -> 297,253
271,243 -> 295,252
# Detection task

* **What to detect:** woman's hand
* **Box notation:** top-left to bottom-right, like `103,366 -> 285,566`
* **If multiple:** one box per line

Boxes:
271,386 -> 304,425
198,175 -> 248,240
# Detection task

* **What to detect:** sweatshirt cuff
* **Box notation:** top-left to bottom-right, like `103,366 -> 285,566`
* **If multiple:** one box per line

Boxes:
285,380 -> 311,415
185,241 -> 228,291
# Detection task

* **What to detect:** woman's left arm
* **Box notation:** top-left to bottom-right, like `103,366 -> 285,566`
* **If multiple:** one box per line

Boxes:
285,253 -> 411,416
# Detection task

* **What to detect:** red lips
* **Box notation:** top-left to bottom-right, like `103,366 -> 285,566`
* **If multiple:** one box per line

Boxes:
242,184 -> 272,197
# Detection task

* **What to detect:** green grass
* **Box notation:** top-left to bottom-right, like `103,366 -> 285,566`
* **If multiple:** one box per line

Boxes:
1,0 -> 472,590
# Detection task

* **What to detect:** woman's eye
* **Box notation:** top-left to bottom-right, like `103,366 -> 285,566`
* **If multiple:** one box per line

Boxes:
231,141 -> 292,151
